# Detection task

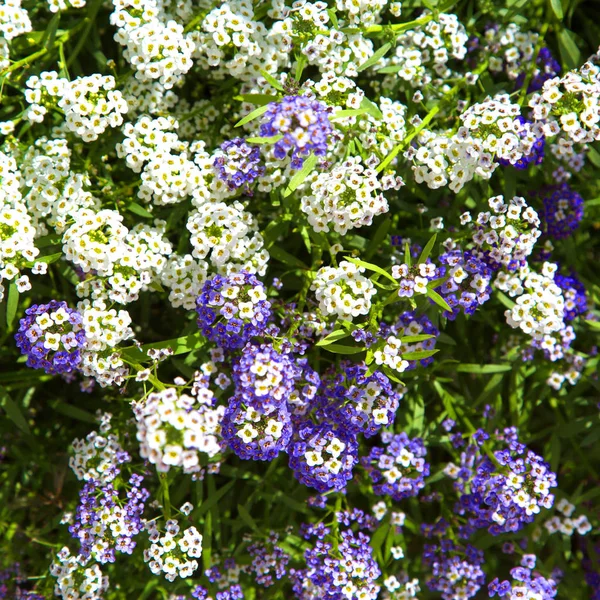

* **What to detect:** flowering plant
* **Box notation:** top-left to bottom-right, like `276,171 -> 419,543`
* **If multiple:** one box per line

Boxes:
0,1 -> 599,599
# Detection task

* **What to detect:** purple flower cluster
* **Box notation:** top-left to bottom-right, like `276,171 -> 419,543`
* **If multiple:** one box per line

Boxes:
437,249 -> 493,319
291,509 -> 381,600
314,362 -> 402,437
540,183 -> 584,239
213,137 -> 265,193
69,473 -> 149,563
554,271 -> 587,321
384,311 -> 439,369
450,428 -> 557,536
489,556 -> 557,599
423,538 -> 486,600
259,95 -> 333,169
195,272 -> 271,351
516,47 -> 561,93
288,420 -> 359,492
14,300 -> 86,374
361,432 -> 429,501
248,533 -> 290,587
498,117 -> 545,169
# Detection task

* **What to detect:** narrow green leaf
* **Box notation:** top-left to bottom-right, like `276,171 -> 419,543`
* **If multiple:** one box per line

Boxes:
402,349 -> 439,360
401,334 -> 435,343
404,242 -> 412,267
557,29 -> 581,71
283,153 -> 317,197
322,343 -> 364,354
295,54 -> 308,81
417,233 -> 437,264
376,142 -> 402,173
246,134 -> 284,144
456,363 -> 512,374
126,202 -> 153,219
235,104 -> 270,128
496,291 -> 516,309
52,401 -> 97,423
237,504 -> 260,533
259,69 -> 284,91
268,245 -> 308,269
433,381 -> 457,420
234,93 -> 279,105
585,319 -> 600,331
121,332 -> 206,363
357,42 -> 392,72
365,218 -> 390,259
427,287 -> 452,312
197,480 -> 235,517
6,281 -> 18,328
0,385 -> 30,434
330,108 -> 369,121
316,329 -> 351,347
346,256 -> 397,284
360,97 -> 384,121
550,0 -> 564,19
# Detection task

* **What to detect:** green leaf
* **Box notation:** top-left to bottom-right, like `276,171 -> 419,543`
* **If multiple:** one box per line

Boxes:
433,381 -> 457,420
235,104 -> 270,127
557,29 -> 581,71
121,332 -> 206,363
295,54 -> 308,81
346,256 -> 397,284
401,334 -> 435,343
51,401 -> 97,423
283,153 -> 317,197
268,245 -> 308,269
496,291 -> 516,309
417,233 -> 437,264
360,96 -> 383,120
550,0 -> 564,19
585,320 -> 600,331
126,202 -> 153,219
6,281 -> 18,329
365,217 -> 390,259
330,108 -> 369,121
259,69 -> 284,91
0,386 -> 31,434
234,93 -> 279,105
26,252 -> 62,266
322,343 -> 364,354
357,42 -> 392,72
237,504 -> 260,533
404,241 -> 412,267
427,287 -> 452,313
197,480 -> 236,517
376,142 -> 402,173
316,329 -> 351,347
246,134 -> 284,144
456,364 -> 512,374
402,349 -> 439,360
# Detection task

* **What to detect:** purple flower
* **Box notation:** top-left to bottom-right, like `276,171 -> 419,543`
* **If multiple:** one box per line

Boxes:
213,137 -> 265,193
14,301 -> 86,375
259,96 -> 333,169
539,183 -> 584,239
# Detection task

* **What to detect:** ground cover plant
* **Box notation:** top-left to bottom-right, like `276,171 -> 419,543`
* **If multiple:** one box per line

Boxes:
1,0 -> 600,598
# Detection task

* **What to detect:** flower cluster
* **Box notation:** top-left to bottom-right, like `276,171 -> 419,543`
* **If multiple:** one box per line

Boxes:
489,556 -> 557,599
195,273 -> 271,351
361,432 -> 429,501
133,387 -> 224,473
144,520 -> 202,582
50,548 -> 108,600
539,183 -> 584,239
385,311 -> 440,369
69,473 -> 148,563
213,138 -> 265,192
301,156 -> 387,234
554,271 -> 587,321
291,509 -> 381,599
467,194 -> 541,271
544,497 -> 592,536
259,96 -> 333,169
14,301 -> 86,374
311,260 -> 376,320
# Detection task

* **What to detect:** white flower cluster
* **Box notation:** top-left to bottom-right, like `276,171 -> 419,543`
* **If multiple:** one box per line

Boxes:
48,0 -> 86,13
0,0 -> 31,41
26,73 -> 128,141
144,519 -> 202,581
484,23 -> 538,81
357,98 -> 407,159
111,0 -> 195,89
411,95 -> 542,192
191,0 -> 289,82
302,156 -> 387,234
134,387 -> 224,474
69,418 -> 128,483
19,136 -> 98,234
466,195 -> 541,269
160,253 -> 208,310
311,260 -> 376,320
543,498 -> 592,536
547,352 -> 586,390
304,435 -> 347,475
382,574 -> 420,600
78,299 -> 135,387
335,0 -> 388,26
50,547 -> 108,600
62,209 -> 171,303
187,200 -> 269,276
373,335 -> 409,374
381,13 -> 468,95
530,59 -> 600,144
495,262 -> 566,341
